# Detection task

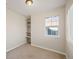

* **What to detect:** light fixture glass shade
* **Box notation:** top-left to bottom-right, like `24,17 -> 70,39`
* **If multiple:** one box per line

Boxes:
25,0 -> 33,6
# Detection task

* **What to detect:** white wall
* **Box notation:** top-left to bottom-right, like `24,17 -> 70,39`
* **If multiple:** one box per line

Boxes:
6,8 -> 26,52
31,6 -> 65,53
65,0 -> 73,59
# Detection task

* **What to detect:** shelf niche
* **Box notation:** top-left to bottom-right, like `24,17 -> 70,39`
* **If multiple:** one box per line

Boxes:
26,16 -> 31,44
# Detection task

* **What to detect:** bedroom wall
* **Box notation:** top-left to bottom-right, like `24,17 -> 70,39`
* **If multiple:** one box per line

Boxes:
31,6 -> 65,53
6,8 -> 26,52
65,0 -> 73,59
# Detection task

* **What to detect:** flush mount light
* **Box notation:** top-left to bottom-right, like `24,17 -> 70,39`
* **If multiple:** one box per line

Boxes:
25,0 -> 33,6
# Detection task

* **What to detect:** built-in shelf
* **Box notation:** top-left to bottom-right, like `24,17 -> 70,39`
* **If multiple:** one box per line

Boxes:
27,22 -> 31,24
26,16 -> 31,44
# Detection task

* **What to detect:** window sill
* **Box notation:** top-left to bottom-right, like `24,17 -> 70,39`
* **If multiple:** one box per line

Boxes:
45,35 -> 60,38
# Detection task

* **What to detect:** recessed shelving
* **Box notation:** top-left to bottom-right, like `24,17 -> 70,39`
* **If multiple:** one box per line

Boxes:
26,16 -> 31,44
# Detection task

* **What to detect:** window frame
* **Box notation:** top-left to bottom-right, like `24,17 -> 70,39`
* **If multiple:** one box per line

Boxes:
44,16 -> 60,38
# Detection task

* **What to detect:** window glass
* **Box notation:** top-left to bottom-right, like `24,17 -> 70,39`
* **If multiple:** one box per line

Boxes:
45,16 -> 59,36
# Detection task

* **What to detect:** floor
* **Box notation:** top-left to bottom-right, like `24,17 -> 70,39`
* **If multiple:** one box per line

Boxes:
6,44 -> 66,59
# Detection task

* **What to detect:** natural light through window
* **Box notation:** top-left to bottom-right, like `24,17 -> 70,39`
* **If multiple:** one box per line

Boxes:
45,16 -> 59,37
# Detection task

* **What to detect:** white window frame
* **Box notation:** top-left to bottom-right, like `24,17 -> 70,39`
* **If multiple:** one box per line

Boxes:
44,16 -> 60,38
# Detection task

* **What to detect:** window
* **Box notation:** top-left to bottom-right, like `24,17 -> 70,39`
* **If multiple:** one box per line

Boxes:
45,16 -> 59,37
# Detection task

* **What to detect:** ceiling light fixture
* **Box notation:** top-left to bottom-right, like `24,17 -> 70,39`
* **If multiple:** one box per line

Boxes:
25,0 -> 33,6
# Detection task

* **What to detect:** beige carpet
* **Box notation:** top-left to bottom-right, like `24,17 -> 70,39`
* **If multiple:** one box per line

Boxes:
6,44 -> 66,59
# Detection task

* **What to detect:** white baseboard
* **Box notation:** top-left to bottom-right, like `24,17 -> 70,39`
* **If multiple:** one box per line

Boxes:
31,43 -> 66,56
6,41 -> 26,52
66,54 -> 68,59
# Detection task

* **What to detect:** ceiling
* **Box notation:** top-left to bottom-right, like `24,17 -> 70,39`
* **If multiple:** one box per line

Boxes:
7,0 -> 66,16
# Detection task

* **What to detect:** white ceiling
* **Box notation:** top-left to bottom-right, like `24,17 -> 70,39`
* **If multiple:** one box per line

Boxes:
7,0 -> 66,16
